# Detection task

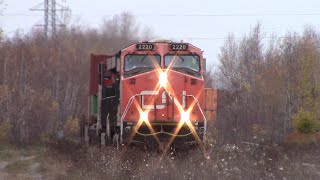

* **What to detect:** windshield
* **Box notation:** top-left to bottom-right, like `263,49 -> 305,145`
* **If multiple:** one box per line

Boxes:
124,54 -> 161,71
165,55 -> 200,72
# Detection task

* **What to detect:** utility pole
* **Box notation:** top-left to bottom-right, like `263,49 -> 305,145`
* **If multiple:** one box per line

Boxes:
30,0 -> 70,39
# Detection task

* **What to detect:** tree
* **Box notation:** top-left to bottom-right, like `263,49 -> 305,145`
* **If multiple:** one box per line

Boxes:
292,28 -> 320,134
0,0 -> 5,46
215,24 -> 320,143
0,12 -> 153,144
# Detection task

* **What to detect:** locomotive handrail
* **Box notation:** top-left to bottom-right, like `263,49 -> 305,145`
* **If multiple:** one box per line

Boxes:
120,94 -> 144,143
101,96 -> 116,101
121,94 -> 143,122
185,94 -> 208,143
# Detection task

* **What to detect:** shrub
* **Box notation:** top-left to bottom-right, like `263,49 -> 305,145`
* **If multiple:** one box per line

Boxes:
292,109 -> 318,134
64,117 -> 80,137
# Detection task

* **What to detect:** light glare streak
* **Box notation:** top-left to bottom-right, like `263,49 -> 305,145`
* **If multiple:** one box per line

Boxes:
125,54 -> 207,155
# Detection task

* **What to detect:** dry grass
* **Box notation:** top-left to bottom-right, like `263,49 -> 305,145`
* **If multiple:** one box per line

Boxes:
45,140 -> 320,180
0,143 -> 69,180
4,159 -> 33,174
285,132 -> 320,145
1,140 -> 320,180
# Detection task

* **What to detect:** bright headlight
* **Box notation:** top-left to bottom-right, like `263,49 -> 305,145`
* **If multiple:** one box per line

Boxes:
181,111 -> 190,123
159,72 -> 168,88
140,111 -> 149,122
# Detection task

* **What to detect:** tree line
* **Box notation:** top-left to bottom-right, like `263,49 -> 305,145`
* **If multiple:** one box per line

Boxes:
0,13 -> 151,144
215,24 -> 320,143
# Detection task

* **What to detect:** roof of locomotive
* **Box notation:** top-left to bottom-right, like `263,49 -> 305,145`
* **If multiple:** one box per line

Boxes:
120,40 -> 203,52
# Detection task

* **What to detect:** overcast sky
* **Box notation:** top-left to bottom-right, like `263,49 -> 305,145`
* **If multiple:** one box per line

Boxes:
1,0 -> 320,65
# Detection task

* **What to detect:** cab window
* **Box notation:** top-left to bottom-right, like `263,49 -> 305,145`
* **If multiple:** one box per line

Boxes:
164,55 -> 200,72
124,54 -> 161,71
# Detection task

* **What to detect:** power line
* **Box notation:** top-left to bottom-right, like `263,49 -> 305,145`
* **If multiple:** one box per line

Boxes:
4,12 -> 320,17
133,13 -> 320,17
2,13 -> 42,16
30,0 -> 70,38
175,35 -> 309,41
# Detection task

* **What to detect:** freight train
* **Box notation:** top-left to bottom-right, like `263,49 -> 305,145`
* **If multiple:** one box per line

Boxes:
82,40 -> 216,151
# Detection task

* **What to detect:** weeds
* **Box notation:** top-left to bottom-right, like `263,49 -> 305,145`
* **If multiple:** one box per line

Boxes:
4,160 -> 32,174
1,140 -> 319,180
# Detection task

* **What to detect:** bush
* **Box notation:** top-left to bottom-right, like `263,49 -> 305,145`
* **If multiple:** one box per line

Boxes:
285,132 -> 320,145
64,117 -> 80,137
293,109 -> 318,134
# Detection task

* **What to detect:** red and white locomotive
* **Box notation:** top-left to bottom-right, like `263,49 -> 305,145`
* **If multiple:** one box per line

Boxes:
84,40 -> 216,151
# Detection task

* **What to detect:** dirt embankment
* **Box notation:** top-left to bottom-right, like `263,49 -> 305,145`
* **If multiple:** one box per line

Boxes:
1,141 -> 319,180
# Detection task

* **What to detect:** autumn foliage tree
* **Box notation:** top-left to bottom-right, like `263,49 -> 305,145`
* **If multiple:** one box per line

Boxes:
292,29 -> 320,134
216,24 -> 320,143
0,13 -> 152,144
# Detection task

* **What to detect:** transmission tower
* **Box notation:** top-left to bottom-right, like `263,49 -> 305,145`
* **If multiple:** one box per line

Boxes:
30,0 -> 70,38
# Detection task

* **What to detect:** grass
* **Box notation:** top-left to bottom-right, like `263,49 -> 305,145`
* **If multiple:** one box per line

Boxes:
34,148 -> 69,180
0,143 -> 71,180
4,159 -> 33,174
0,143 -> 45,161
1,140 -> 318,180
285,132 -> 320,145
0,144 -> 18,161
0,149 -> 12,161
